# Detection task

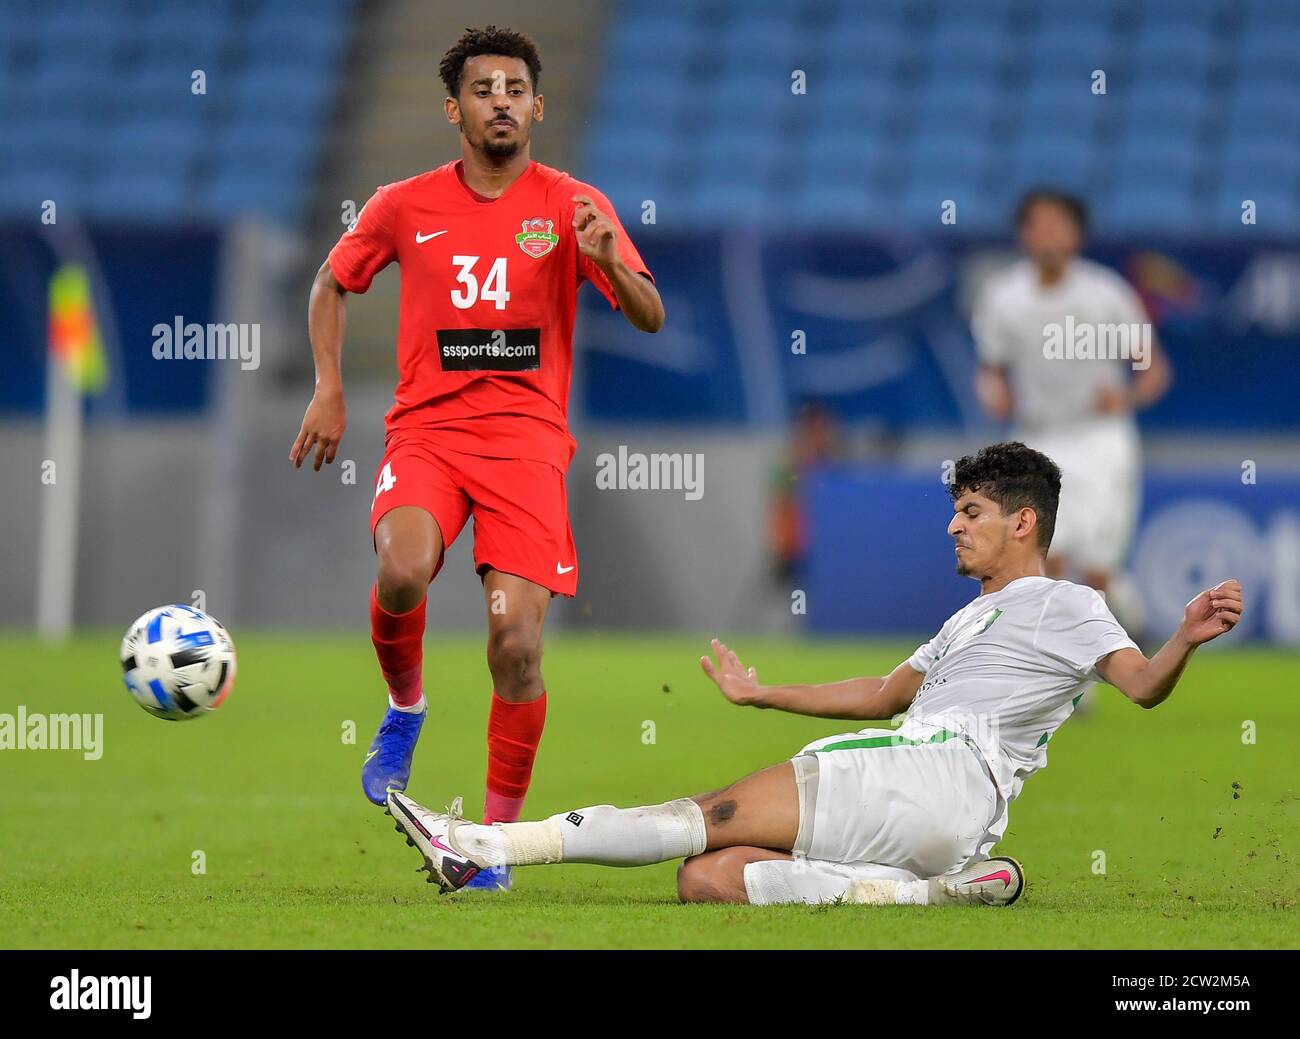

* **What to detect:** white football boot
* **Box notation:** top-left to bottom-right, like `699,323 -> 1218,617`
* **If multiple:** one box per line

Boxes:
387,791 -> 485,893
846,856 -> 1025,906
928,856 -> 1025,906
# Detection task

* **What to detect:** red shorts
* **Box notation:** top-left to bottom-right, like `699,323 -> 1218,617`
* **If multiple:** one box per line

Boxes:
370,431 -> 578,596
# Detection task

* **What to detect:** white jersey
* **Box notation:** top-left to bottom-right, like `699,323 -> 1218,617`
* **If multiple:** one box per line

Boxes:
972,257 -> 1148,432
900,576 -> 1138,820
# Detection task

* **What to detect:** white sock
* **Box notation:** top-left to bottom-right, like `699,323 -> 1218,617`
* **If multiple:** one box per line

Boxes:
456,799 -> 708,868
847,877 -> 931,906
389,694 -> 426,714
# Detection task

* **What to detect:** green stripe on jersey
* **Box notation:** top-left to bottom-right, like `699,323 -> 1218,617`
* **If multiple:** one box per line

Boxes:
816,729 -> 962,753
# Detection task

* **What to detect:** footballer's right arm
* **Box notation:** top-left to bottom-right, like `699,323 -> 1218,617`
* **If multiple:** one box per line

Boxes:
290,261 -> 349,471
699,639 -> 922,720
975,363 -> 1014,422
971,287 -> 1015,421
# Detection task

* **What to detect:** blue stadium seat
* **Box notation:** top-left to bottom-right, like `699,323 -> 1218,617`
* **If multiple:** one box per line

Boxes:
709,69 -> 803,121
1098,186 -> 1199,235
827,0 -> 910,32
605,12 -> 696,67
1137,0 -> 1220,30
235,65 -> 332,123
1240,0 -> 1300,30
677,176 -> 774,228
788,177 -> 906,232
199,166 -> 306,227
109,115 -> 208,173
1235,33 -> 1300,84
696,125 -> 785,181
83,166 -> 195,223
1123,82 -> 1207,141
1131,25 -> 1217,83
824,20 -> 910,73
928,22 -> 1008,68
582,0 -> 1300,238
590,64 -> 686,128
0,1 -> 352,226
1010,137 -> 1095,191
1226,82 -> 1300,136
914,78 -> 1004,134
1112,140 -> 1199,191
717,10 -> 806,66
586,125 -> 676,187
1219,141 -> 1300,194
910,135 -> 992,177
0,167 -> 83,216
1028,20 -> 1115,66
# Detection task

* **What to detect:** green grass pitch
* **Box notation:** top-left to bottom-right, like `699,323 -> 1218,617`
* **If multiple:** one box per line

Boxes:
0,631 -> 1295,949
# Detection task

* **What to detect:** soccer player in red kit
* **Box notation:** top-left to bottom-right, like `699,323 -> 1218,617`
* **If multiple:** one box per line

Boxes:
289,26 -> 663,891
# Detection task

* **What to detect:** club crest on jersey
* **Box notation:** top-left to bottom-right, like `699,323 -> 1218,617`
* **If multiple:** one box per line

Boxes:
938,607 -> 1004,660
516,217 -> 559,259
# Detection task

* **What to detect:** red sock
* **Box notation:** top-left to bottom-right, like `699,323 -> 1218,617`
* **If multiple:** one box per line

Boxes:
484,691 -> 547,823
370,584 -> 425,709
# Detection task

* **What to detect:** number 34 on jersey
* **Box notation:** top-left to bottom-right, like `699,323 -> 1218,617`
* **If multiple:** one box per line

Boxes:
450,255 -> 511,310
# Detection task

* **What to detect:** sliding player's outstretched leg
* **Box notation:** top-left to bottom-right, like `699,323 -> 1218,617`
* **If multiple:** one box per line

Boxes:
386,730 -> 1025,905
387,762 -> 800,893
362,506 -> 442,805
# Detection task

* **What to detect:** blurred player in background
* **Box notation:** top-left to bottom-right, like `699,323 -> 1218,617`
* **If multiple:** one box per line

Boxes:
972,190 -> 1171,633
768,401 -> 842,585
289,26 -> 662,891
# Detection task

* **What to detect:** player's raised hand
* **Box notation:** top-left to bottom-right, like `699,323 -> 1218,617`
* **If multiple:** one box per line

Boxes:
700,638 -> 761,707
1181,579 -> 1244,645
572,195 -> 619,269
290,386 -> 347,471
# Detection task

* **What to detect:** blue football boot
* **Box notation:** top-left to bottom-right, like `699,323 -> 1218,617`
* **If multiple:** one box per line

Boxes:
361,705 -> 426,806
464,864 -> 512,892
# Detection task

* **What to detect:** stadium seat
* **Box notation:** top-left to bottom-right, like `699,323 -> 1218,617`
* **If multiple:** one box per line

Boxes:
0,1 -> 353,225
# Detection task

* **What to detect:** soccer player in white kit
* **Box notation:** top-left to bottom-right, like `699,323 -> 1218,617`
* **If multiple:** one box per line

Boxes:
972,191 -> 1172,603
387,443 -> 1243,907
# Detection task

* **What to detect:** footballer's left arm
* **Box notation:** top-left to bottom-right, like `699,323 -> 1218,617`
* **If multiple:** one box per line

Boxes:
1095,579 -> 1243,709
602,256 -> 663,333
572,194 -> 664,332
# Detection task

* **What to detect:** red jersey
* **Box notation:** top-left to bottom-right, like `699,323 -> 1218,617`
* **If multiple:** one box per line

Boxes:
328,160 -> 652,470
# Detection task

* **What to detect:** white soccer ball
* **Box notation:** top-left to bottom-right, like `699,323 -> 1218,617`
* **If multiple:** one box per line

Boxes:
119,605 -> 237,721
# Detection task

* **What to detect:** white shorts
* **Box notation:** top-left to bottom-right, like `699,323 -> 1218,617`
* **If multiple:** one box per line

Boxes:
743,729 -> 1001,906
1021,420 -> 1140,573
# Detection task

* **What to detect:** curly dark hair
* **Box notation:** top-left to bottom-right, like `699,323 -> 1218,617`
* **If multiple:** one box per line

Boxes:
1014,188 -> 1088,236
439,25 -> 542,98
949,442 -> 1062,553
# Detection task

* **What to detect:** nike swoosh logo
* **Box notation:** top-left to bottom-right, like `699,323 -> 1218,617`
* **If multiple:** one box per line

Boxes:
969,868 -> 1013,889
556,563 -> 575,574
364,750 -> 378,764
429,833 -> 456,854
415,230 -> 447,243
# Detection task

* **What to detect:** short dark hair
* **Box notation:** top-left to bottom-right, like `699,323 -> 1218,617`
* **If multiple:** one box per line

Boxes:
439,25 -> 542,98
1014,189 -> 1088,236
949,442 -> 1062,552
